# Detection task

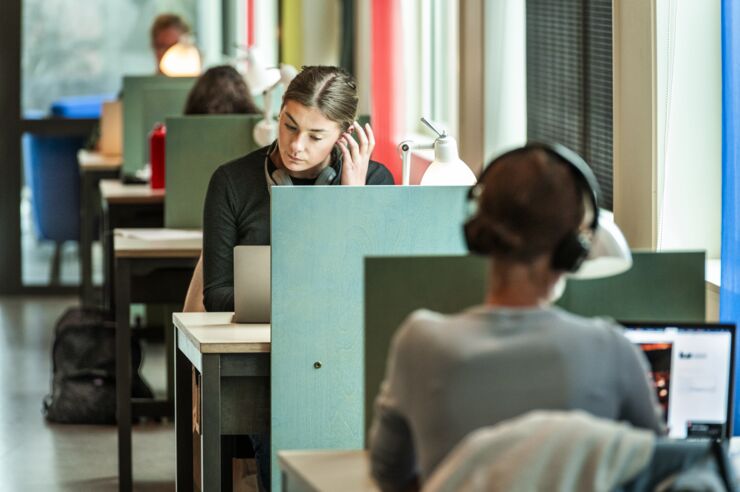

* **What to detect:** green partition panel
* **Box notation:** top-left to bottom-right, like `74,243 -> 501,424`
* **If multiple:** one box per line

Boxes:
270,186 -> 470,490
164,114 -> 262,229
364,255 -> 487,436
557,250 -> 705,321
363,251 -> 706,435
122,75 -> 196,174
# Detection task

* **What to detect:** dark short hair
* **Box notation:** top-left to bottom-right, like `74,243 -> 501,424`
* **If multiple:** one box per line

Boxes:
150,13 -> 190,45
282,66 -> 358,132
466,148 -> 585,262
184,65 -> 261,115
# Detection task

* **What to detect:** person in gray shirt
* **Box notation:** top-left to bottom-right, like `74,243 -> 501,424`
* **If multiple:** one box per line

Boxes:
368,144 -> 665,492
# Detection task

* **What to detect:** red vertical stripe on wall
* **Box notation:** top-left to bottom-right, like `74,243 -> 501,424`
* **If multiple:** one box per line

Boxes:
371,0 -> 404,184
247,0 -> 255,47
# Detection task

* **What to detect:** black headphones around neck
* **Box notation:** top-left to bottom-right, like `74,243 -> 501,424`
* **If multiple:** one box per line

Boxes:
263,141 -> 340,192
464,142 -> 601,272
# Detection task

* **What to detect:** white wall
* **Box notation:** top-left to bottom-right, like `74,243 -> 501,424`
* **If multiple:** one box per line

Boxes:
613,0 -> 658,249
484,0 -> 527,164
655,0 -> 721,258
254,0 -> 278,66
355,0 -> 372,116
302,0 -> 341,66
196,0 -> 222,68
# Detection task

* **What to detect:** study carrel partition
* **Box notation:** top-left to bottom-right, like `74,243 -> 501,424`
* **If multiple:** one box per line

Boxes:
270,186 -> 470,490
164,114 -> 371,228
164,114 -> 262,228
363,251 -> 706,435
122,75 -> 196,175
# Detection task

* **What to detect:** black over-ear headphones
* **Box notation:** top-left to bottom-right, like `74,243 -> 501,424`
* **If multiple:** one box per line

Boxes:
464,142 -> 601,272
263,141 -> 338,192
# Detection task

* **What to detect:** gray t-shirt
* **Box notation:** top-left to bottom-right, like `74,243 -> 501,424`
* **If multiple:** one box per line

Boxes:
369,305 -> 665,491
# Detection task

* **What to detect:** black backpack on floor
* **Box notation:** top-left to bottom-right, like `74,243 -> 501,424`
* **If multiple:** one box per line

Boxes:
43,307 -> 153,424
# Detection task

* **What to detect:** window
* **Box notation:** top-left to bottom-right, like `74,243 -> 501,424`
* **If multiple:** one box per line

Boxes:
22,0 -> 198,114
526,0 -> 614,209
401,0 -> 459,139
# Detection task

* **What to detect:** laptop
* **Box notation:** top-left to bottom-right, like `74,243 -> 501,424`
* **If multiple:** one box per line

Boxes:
621,322 -> 736,439
233,245 -> 271,323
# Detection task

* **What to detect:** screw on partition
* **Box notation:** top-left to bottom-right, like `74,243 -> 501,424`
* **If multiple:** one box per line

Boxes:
314,361 -> 322,369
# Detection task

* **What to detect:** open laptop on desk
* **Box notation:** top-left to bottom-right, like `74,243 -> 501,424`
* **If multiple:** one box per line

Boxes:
621,322 -> 735,439
233,245 -> 270,323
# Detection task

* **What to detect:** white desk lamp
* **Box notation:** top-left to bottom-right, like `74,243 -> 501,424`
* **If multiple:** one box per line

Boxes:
243,48 -> 281,95
571,210 -> 633,279
241,48 -> 298,146
399,117 -> 477,186
252,64 -> 298,146
159,36 -> 202,77
549,210 -> 632,300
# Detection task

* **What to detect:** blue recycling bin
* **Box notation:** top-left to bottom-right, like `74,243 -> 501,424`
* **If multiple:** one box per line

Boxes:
50,94 -> 115,118
23,134 -> 87,242
23,94 -> 111,278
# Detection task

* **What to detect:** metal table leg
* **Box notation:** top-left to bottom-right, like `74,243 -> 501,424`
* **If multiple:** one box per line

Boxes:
201,354 -> 223,491
175,329 -> 195,492
115,257 -> 132,492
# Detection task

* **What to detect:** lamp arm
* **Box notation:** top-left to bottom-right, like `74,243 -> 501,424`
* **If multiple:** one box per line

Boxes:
263,89 -> 274,121
398,140 -> 434,185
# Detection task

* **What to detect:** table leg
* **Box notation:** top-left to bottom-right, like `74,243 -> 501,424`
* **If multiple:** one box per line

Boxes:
165,304 -> 175,404
201,354 -> 223,491
103,204 -> 114,313
80,172 -> 93,307
116,258 -> 132,492
175,330 -> 194,492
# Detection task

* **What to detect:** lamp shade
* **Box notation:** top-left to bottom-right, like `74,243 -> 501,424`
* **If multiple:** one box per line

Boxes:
244,48 -> 280,95
159,41 -> 202,77
420,136 -> 477,186
570,210 -> 632,279
278,64 -> 298,87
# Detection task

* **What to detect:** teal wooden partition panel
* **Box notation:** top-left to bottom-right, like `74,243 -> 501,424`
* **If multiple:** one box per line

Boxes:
164,114 -> 262,228
122,75 -> 195,174
270,186 -> 470,490
363,251 -> 706,436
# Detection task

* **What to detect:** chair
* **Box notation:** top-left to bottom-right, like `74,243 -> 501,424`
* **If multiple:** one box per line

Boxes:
23,134 -> 87,284
422,411 -> 735,492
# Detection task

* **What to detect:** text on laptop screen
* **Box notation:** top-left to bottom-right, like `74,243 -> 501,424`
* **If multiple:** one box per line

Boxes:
622,324 -> 734,439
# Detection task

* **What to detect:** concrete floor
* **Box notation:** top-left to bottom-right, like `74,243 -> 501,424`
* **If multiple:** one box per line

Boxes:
0,296 -> 175,491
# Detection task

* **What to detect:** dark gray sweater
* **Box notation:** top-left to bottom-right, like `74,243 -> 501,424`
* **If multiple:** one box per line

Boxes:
369,306 -> 666,491
202,145 -> 394,312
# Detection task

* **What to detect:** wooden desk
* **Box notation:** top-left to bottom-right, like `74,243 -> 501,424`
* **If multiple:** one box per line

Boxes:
79,151 -> 122,307
101,180 -> 165,312
173,312 -> 270,491
279,450 -> 378,492
101,179 -> 165,205
114,230 -> 200,492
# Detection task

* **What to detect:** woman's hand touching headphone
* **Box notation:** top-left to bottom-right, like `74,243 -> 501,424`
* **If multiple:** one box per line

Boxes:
338,121 -> 375,186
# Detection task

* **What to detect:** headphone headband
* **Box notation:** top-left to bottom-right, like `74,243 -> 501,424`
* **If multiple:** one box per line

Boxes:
464,142 -> 601,272
474,142 -> 600,229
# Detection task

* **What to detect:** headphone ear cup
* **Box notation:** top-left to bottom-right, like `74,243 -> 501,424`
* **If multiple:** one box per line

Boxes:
315,166 -> 337,185
551,232 -> 591,272
271,169 -> 293,186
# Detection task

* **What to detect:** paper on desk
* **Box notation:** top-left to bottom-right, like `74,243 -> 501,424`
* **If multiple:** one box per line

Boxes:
118,229 -> 202,241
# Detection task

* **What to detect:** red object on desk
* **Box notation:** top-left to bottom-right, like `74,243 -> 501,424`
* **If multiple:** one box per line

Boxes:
149,123 -> 166,189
